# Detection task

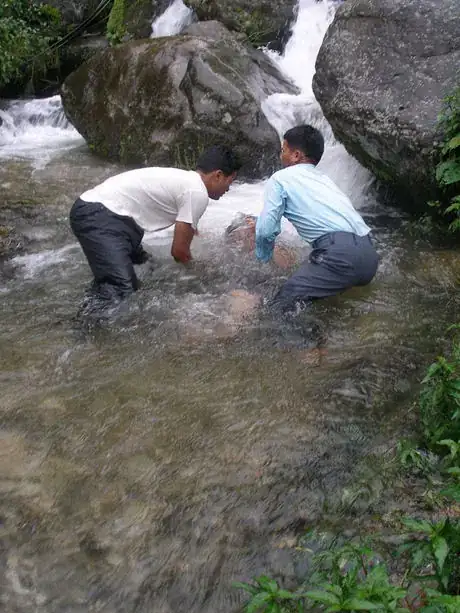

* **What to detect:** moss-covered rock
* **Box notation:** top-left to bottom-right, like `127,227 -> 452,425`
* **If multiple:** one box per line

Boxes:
61,21 -> 298,179
183,0 -> 297,50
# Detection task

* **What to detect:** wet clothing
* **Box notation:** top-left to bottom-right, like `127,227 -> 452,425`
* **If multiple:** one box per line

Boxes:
72,167 -> 210,304
255,163 -> 378,313
270,231 -> 379,313
70,198 -> 145,302
80,168 -> 209,232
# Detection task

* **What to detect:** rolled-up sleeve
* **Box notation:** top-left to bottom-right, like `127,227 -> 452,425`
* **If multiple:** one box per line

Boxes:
255,177 -> 285,262
176,190 -> 210,230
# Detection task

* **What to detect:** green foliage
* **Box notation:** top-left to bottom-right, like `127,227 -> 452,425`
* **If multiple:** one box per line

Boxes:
235,329 -> 460,613
236,530 -> 460,612
234,575 -> 307,612
0,0 -> 61,88
106,0 -> 126,46
397,517 -> 460,594
429,88 -> 460,233
418,331 -> 460,449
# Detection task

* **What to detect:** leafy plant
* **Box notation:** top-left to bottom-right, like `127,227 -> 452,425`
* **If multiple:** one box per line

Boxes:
429,88 -> 460,233
234,575 -> 307,612
418,333 -> 460,449
305,543 -> 408,612
0,0 -> 61,88
397,518 -> 460,594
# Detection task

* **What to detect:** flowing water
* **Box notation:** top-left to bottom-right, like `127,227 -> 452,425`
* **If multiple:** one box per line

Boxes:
0,1 -> 459,611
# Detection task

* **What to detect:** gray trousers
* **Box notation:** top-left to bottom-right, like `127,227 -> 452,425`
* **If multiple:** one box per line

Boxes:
271,231 -> 379,313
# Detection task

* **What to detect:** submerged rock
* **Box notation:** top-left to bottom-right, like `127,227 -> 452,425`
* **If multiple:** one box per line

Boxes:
313,0 -> 460,211
61,21 -> 298,179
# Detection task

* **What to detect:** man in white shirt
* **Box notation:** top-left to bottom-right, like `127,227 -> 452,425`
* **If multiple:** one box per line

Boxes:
70,145 -> 241,305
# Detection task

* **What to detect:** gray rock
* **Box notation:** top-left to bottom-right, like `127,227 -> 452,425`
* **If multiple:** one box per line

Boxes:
312,0 -> 460,211
183,0 -> 298,50
44,0 -> 169,36
61,21 -> 298,179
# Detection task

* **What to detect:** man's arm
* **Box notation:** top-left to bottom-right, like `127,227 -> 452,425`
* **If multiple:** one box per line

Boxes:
255,177 -> 285,262
172,189 -> 209,263
171,221 -> 195,263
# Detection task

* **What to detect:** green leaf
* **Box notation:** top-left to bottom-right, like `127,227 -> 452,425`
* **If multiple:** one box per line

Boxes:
305,590 -> 340,606
245,591 -> 271,613
436,160 -> 460,186
344,598 -> 381,610
402,518 -> 433,534
233,582 -> 259,596
276,590 -> 298,600
256,576 -> 278,593
442,134 -> 460,154
432,536 -> 449,573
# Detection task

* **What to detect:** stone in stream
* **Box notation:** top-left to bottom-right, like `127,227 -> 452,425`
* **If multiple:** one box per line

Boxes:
313,0 -> 460,211
61,21 -> 298,180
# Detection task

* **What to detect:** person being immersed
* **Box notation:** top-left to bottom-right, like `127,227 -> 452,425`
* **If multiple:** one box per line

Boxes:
69,145 -> 241,307
254,124 -> 379,314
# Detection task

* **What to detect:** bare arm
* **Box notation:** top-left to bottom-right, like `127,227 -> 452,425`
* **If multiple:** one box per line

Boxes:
171,221 -> 195,263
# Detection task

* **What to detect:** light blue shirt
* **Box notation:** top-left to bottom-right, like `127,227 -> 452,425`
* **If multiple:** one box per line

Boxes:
255,164 -> 371,262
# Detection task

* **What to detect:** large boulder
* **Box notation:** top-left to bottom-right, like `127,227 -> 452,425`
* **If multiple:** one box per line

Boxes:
183,0 -> 297,50
61,21 -> 298,179
312,0 -> 460,211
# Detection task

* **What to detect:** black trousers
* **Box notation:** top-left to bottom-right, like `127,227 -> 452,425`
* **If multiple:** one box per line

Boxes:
70,198 -> 145,301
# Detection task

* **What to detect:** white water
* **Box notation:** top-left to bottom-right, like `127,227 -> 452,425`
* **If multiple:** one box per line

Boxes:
0,96 -> 83,167
151,0 -> 193,37
3,0 -> 373,274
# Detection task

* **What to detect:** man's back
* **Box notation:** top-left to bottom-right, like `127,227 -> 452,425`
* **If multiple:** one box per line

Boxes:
80,167 -> 209,232
268,163 -> 370,244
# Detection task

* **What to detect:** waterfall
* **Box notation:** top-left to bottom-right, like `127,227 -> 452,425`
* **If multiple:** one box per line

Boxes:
0,0 -> 372,203
150,0 -> 194,38
0,95 -> 83,164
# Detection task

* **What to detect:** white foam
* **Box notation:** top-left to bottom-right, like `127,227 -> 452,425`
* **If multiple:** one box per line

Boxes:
12,244 -> 78,279
151,0 -> 193,37
0,96 -> 83,167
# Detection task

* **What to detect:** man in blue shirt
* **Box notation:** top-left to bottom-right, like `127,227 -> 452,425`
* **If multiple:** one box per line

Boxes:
255,124 -> 379,314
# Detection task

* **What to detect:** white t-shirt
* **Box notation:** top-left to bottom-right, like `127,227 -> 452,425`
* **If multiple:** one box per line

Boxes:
79,167 -> 210,232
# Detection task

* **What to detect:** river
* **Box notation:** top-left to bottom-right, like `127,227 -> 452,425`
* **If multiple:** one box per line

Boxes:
0,1 -> 459,611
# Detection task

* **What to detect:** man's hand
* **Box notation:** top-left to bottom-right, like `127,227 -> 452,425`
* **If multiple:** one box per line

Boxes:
171,221 -> 195,264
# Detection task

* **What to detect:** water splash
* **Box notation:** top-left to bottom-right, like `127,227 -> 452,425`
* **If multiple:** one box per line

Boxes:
262,0 -> 374,206
0,96 -> 83,167
151,0 -> 194,37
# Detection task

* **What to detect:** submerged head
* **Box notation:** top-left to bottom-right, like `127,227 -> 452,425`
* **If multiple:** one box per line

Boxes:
280,124 -> 324,168
196,145 -> 242,200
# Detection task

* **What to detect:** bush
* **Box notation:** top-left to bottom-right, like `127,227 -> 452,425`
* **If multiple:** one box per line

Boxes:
0,0 -> 61,88
430,88 -> 460,233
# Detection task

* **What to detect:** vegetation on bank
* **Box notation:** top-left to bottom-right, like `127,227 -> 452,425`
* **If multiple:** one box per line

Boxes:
235,328 -> 460,612
429,88 -> 460,234
0,0 -> 61,89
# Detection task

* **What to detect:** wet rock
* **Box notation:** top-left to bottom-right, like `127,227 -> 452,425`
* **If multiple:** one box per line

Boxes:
58,35 -> 109,81
124,0 -> 172,39
313,0 -> 460,212
61,21 -> 298,179
0,225 -> 22,260
183,0 -> 298,51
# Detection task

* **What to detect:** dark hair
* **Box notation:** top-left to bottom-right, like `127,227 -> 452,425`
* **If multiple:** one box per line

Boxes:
283,125 -> 324,164
196,145 -> 242,176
